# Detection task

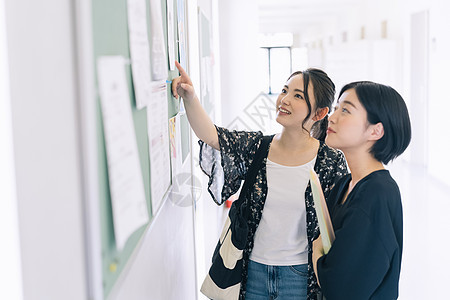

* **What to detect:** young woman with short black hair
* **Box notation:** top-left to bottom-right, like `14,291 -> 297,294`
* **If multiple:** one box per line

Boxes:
312,81 -> 412,300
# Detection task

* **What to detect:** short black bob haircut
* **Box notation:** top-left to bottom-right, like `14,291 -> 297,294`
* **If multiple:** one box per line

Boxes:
338,81 -> 412,165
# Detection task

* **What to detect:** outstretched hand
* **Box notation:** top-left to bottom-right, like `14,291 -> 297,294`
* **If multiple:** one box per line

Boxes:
172,61 -> 196,102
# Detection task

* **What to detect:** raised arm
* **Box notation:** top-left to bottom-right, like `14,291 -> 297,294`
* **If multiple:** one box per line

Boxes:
172,61 -> 219,150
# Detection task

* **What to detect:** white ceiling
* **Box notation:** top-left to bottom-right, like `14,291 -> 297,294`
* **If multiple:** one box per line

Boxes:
257,0 -> 362,34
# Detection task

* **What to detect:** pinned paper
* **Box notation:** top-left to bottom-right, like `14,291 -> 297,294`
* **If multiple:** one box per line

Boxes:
149,0 -> 168,80
147,81 -> 171,214
97,56 -> 149,250
127,0 -> 152,109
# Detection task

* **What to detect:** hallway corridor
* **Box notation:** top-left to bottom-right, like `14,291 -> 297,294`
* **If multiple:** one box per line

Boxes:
389,159 -> 449,299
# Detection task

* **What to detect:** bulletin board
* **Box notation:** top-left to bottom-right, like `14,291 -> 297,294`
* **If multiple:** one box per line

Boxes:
92,0 -> 189,296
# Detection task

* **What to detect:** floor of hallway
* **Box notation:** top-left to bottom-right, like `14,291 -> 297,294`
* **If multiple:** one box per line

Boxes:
388,159 -> 450,299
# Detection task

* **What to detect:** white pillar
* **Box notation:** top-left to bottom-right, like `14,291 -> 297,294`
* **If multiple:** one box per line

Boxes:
5,0 -> 88,298
218,0 -> 260,127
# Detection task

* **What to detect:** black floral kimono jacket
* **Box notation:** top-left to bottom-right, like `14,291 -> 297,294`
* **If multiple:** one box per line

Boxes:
199,127 -> 348,299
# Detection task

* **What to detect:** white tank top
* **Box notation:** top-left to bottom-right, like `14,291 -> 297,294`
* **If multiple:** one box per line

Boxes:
249,156 -> 316,266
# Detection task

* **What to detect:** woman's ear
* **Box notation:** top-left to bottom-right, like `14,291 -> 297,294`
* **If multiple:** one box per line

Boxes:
313,107 -> 329,121
369,122 -> 385,141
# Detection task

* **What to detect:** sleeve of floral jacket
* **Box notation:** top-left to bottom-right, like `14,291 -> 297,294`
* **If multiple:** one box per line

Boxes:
198,126 -> 263,205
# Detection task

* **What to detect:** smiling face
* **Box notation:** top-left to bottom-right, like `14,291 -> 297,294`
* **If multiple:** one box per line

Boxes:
275,74 -> 316,131
326,88 -> 380,154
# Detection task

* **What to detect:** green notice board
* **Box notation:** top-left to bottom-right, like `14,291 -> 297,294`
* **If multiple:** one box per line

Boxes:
92,0 -> 186,296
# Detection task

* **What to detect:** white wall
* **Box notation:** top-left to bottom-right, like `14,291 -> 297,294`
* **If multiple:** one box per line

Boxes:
5,0 -> 88,299
426,1 -> 450,186
0,0 -> 23,298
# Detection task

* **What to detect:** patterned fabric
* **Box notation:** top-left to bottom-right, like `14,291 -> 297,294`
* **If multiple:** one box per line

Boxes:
199,126 -> 348,300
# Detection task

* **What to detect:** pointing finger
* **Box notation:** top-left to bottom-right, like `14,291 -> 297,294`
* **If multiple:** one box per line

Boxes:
175,61 -> 188,77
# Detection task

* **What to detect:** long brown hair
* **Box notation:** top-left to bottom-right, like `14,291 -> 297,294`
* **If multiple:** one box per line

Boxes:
287,68 -> 335,141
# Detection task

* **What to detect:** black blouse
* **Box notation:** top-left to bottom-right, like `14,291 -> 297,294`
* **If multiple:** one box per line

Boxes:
199,126 -> 348,299
317,170 -> 403,300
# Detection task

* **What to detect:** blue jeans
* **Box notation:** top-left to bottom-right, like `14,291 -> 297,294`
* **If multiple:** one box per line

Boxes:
245,260 -> 308,300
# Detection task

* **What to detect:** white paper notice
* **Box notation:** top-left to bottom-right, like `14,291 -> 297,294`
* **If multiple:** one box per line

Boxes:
127,0 -> 152,109
97,56 -> 149,251
166,0 -> 176,70
149,0 -> 168,80
147,81 -> 171,214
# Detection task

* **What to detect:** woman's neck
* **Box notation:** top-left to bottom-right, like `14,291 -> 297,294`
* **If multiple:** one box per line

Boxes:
277,127 -> 317,152
345,150 -> 384,184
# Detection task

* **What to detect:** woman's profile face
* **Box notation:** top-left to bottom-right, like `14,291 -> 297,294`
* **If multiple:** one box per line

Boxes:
275,74 -> 316,131
326,88 -> 372,152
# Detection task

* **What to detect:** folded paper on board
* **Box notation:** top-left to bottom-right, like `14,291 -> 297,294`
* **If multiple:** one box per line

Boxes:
310,168 -> 335,254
